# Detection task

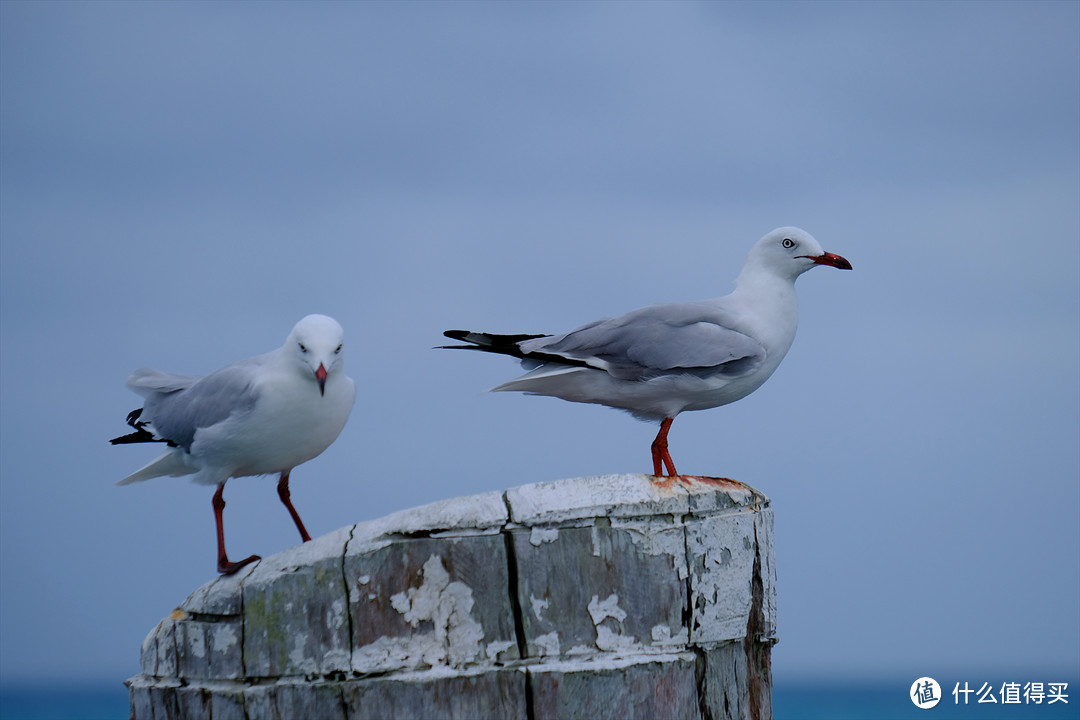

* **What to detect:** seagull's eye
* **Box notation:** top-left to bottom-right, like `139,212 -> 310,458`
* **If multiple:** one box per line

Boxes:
298,343 -> 307,353
782,238 -> 796,249
334,344 -> 342,354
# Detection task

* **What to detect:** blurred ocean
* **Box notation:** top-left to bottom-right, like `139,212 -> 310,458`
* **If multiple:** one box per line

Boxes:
773,682 -> 1078,720
1,680 -> 1076,719
0,684 -> 128,720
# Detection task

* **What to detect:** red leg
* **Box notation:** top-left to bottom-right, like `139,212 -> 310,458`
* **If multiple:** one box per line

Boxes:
277,470 -> 311,543
213,482 -> 260,575
650,417 -> 679,477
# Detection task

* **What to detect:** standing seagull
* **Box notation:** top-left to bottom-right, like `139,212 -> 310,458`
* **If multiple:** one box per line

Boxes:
111,314 -> 356,574
442,227 -> 851,477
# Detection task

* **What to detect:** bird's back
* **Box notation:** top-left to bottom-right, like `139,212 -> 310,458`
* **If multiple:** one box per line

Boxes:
137,363 -> 260,452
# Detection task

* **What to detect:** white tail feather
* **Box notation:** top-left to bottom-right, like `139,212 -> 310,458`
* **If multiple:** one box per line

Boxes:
491,365 -> 586,393
116,451 -> 191,486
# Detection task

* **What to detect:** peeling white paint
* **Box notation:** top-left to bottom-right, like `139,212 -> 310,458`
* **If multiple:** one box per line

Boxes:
378,554 -> 485,669
534,631 -> 560,656
679,476 -> 763,513
529,526 -> 559,546
612,518 -> 685,558
443,582 -> 484,666
528,651 -> 694,674
587,594 -> 627,625
322,648 -> 350,670
586,593 -> 656,656
189,626 -> 206,659
352,635 -> 425,673
431,527 -> 502,539
180,564 -> 252,616
289,634 -> 316,674
326,599 -> 345,632
246,525 -> 353,577
650,624 -> 687,647
595,625 -> 640,653
686,512 -> 757,644
213,624 -> 239,654
357,491 -> 508,541
506,474 -> 691,525
485,640 -> 515,661
530,594 -> 549,621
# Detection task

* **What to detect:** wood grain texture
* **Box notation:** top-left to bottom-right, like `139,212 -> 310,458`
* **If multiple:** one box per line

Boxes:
128,474 -> 776,719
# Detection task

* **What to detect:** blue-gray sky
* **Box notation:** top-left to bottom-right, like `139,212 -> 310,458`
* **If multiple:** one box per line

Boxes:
1,0 -> 1077,691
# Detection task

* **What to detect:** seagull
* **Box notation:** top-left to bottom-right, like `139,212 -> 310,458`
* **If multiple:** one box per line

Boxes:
442,227 -> 851,477
111,314 -> 356,574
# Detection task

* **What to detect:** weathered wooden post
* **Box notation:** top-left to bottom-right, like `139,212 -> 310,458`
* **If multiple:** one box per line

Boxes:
127,473 -> 777,719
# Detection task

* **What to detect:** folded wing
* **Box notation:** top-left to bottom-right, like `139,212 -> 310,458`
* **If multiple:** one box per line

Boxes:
518,303 -> 766,381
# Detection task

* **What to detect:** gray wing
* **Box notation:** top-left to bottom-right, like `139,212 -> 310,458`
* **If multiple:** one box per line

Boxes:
520,302 -> 766,381
138,362 -> 260,450
126,368 -> 200,397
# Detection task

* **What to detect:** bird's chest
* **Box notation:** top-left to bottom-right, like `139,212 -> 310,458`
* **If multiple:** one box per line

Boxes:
255,378 -> 349,445
198,376 -> 351,475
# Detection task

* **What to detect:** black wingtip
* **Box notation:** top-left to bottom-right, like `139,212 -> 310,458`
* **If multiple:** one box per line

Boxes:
110,413 -> 179,446
438,330 -> 552,357
436,330 -> 477,351
441,330 -> 549,346
110,428 -> 158,445
112,406 -> 157,444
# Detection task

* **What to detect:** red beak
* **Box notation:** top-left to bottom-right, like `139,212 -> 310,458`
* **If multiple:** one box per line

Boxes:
315,363 -> 327,396
808,251 -> 852,270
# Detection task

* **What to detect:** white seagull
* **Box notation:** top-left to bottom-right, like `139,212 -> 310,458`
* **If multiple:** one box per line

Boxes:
442,227 -> 851,477
112,314 -> 356,574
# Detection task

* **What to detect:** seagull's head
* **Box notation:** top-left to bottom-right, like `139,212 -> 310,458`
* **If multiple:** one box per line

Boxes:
743,227 -> 852,283
286,314 -> 346,396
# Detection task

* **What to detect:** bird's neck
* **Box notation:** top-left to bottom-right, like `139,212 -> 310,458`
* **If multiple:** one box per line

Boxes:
732,269 -> 800,348
734,266 -> 797,301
